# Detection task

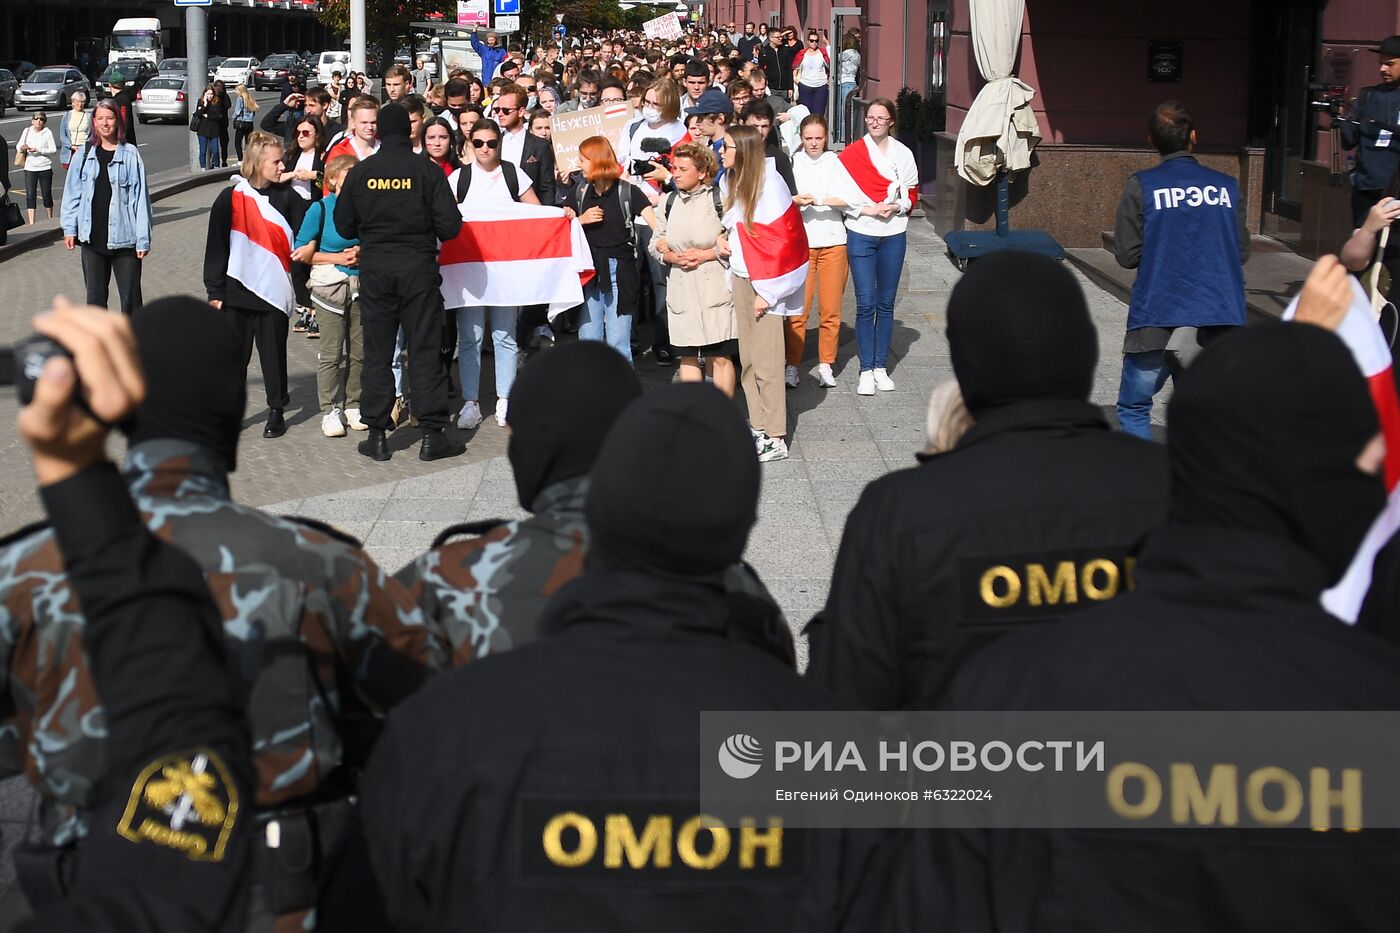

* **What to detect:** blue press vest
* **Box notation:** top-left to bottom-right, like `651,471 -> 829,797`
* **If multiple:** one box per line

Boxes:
1128,157 -> 1246,331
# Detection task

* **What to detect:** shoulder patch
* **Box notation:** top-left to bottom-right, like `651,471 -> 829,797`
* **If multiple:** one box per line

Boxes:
432,520 -> 509,550
117,749 -> 240,862
280,515 -> 364,549
0,519 -> 51,550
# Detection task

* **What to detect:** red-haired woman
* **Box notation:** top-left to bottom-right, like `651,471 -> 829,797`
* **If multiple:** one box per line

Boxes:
574,135 -> 657,362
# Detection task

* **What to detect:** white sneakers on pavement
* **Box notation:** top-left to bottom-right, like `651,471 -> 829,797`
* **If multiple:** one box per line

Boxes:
321,409 -> 347,438
755,431 -> 789,462
784,365 -> 800,388
857,370 -> 875,396
873,368 -> 895,392
496,398 -> 509,427
456,401 -> 483,431
817,363 -> 837,388
344,408 -> 367,431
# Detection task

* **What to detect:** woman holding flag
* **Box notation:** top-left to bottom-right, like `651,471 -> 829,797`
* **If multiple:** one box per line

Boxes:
204,130 -> 305,439
718,124 -> 810,463
837,97 -> 919,396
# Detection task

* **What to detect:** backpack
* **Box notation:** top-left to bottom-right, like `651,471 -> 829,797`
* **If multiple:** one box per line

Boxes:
456,161 -> 522,203
665,185 -> 725,225
576,178 -> 638,247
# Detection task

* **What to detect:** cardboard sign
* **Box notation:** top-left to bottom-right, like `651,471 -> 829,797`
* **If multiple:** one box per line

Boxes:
551,102 -> 635,174
643,13 -> 684,41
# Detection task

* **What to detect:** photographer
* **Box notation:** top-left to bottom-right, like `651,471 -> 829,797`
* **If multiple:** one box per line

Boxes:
1338,36 -> 1400,228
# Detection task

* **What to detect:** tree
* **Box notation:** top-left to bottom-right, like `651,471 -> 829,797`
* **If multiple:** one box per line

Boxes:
318,0 -> 442,64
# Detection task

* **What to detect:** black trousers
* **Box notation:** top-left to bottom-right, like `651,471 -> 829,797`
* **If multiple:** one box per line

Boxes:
80,245 -> 143,314
234,123 -> 253,160
226,304 -> 290,411
360,265 -> 449,431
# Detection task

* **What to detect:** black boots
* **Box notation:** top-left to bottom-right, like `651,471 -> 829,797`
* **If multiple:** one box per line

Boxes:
419,428 -> 465,462
358,428 -> 391,461
263,408 -> 287,438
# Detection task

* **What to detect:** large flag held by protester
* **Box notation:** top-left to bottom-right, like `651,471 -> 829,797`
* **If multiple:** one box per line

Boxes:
1284,278 -> 1400,622
438,197 -> 594,320
228,178 -> 296,316
721,159 -> 810,314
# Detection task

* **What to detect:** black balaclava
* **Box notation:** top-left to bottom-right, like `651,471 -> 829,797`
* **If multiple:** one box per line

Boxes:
377,102 -> 410,142
1167,321 -> 1384,585
506,342 -> 643,511
586,383 -> 759,577
124,296 -> 247,472
946,250 -> 1098,413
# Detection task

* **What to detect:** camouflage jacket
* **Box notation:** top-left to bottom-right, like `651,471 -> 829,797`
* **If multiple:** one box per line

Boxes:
0,440 -> 447,847
397,475 -> 789,666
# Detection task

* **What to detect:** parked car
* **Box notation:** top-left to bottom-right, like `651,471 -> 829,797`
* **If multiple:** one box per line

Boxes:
14,66 -> 90,111
0,68 -> 17,116
95,59 -> 157,96
208,55 -> 227,73
158,58 -> 187,75
314,50 -> 351,87
253,54 -> 309,90
214,57 -> 259,87
134,75 -> 190,123
0,60 -> 37,81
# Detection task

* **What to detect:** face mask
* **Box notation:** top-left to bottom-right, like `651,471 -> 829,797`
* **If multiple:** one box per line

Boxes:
642,105 -> 661,123
579,94 -> 599,107
527,94 -> 538,108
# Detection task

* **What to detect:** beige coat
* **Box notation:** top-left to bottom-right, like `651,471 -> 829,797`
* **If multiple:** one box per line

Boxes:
651,184 -> 736,350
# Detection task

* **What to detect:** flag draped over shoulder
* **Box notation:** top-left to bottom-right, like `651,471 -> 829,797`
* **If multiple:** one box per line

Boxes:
438,199 -> 594,319
228,178 -> 295,316
838,135 -> 919,211
722,159 -> 810,313
1285,278 -> 1400,622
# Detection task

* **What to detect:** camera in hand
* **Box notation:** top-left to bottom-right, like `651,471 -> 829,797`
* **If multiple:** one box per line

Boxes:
1308,82 -> 1348,117
631,136 -> 673,176
0,336 -> 74,406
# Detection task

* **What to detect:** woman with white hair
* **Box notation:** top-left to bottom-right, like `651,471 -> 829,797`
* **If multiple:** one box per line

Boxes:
58,90 -> 91,169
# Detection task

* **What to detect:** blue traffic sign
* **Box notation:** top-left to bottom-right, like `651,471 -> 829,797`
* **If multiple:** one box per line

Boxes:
174,0 -> 213,6
494,0 -> 519,13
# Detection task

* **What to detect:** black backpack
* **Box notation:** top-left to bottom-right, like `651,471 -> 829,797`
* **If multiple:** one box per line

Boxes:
665,185 -> 725,224
456,161 -> 522,203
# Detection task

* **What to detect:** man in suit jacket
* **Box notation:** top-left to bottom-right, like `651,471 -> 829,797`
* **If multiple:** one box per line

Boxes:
494,83 -> 558,347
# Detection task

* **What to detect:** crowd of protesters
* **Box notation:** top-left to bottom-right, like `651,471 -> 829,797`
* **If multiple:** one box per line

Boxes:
4,22 -> 1400,933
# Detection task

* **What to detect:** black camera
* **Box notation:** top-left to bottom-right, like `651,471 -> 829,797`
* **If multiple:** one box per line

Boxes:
631,136 -> 673,175
1308,82 -> 1348,117
0,336 -> 74,406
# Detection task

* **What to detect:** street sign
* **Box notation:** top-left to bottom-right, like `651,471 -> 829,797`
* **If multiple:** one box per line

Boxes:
555,12 -> 564,21
494,14 -> 519,32
494,0 -> 518,13
174,0 -> 213,6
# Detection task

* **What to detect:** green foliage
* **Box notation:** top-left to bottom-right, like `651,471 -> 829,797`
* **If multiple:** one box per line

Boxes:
895,87 -> 922,139
318,0 -> 443,61
916,93 -> 944,142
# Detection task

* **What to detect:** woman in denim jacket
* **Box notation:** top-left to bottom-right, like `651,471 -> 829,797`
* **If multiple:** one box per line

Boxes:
59,99 -> 153,314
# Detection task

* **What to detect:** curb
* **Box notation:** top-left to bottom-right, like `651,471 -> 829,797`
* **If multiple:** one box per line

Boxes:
0,166 -> 233,264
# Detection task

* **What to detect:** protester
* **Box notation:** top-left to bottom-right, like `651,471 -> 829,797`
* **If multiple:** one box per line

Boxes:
788,113 -> 850,388
471,28 -> 508,81
322,97 -> 381,192
837,96 -> 918,395
56,90 -> 90,169
921,378 -> 974,456
107,76 -> 137,145
836,30 -> 861,140
60,99 -> 152,314
294,153 -> 366,437
792,29 -> 831,117
15,111 -> 56,224
758,29 -> 795,103
493,81 -> 558,350
192,85 -> 225,170
575,136 -> 656,361
421,115 -> 461,175
213,80 -> 233,168
740,99 -> 797,192
529,108 -> 551,140
650,141 -> 736,394
230,83 -> 258,161
537,83 -> 560,114
806,250 -> 1169,709
282,114 -> 327,335
204,130 -> 306,439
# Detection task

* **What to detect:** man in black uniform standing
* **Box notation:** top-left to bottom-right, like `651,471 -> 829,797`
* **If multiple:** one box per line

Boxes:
334,102 -> 464,462
806,252 -> 1170,709
14,301 -> 252,931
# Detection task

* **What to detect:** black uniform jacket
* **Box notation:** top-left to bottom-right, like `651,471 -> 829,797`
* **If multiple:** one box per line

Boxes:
349,570 -> 894,932
922,525 -> 1400,933
806,398 -> 1169,710
333,136 -> 461,273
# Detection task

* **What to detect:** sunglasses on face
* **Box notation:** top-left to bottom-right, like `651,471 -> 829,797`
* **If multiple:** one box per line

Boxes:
472,138 -> 500,149
296,129 -> 315,137
493,106 -> 520,114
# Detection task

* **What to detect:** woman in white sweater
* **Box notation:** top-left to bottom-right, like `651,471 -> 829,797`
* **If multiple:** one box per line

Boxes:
787,113 -> 851,389
16,111 -> 57,224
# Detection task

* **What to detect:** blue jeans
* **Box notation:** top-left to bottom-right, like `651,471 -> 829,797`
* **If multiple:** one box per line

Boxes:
456,306 -> 519,400
847,229 -> 906,371
1117,350 -> 1172,440
579,257 -> 633,362
837,82 -> 856,140
197,135 -> 221,170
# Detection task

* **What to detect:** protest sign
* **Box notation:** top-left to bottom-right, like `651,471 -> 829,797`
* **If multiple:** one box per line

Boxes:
551,102 -> 635,174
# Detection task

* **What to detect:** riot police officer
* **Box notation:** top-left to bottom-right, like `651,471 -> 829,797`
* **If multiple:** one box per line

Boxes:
333,102 -> 464,462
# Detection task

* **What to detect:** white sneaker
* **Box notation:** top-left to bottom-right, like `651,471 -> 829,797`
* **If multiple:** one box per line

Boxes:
857,370 -> 875,395
784,364 -> 800,388
873,368 -> 895,392
456,401 -> 483,430
495,398 -> 509,427
321,409 -> 347,438
817,363 -> 837,388
344,408 -> 367,431
757,435 -> 789,462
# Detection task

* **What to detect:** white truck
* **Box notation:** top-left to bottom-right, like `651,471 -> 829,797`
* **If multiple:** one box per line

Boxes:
109,18 -> 165,67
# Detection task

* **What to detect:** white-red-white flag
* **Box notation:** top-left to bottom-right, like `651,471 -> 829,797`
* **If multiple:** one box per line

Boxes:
228,178 -> 295,316
721,159 -> 810,313
1284,277 -> 1400,622
438,197 -> 594,319
837,134 -> 920,211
